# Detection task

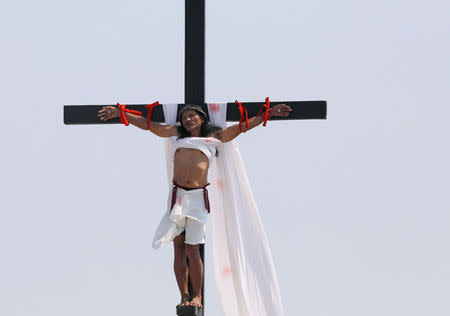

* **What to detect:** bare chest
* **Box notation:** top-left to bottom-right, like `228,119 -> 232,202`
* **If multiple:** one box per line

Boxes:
174,148 -> 209,167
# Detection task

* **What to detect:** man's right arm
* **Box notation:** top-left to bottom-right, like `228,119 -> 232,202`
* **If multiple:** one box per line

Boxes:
98,106 -> 179,137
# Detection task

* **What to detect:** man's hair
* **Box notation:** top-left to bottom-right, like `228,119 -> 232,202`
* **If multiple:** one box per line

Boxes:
177,104 -> 222,139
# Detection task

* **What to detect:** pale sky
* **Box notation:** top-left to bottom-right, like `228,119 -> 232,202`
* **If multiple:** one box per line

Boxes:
1,0 -> 449,315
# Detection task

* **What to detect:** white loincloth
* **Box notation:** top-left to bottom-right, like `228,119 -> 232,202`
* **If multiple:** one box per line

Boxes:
152,187 -> 208,249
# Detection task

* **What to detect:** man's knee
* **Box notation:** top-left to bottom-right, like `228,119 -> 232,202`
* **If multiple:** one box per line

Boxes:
173,234 -> 186,248
173,235 -> 187,258
185,244 -> 200,259
174,241 -> 185,251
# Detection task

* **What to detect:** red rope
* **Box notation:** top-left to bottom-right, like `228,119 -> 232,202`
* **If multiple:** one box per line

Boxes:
116,103 -> 143,126
235,100 -> 249,132
257,97 -> 271,126
171,184 -> 178,211
145,101 -> 160,130
203,187 -> 210,213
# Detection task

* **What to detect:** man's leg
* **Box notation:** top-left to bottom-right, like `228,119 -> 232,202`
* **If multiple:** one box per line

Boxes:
173,233 -> 190,305
185,243 -> 203,307
183,208 -> 206,308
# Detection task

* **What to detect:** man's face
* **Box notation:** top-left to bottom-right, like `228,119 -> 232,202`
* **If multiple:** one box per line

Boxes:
181,109 -> 204,132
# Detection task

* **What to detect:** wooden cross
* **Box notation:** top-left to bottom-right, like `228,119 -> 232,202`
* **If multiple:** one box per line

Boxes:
63,1 -> 326,315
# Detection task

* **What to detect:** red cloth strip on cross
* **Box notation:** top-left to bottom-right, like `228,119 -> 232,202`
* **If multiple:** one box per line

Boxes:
145,101 -> 160,130
257,97 -> 271,126
116,103 -> 143,126
235,100 -> 249,133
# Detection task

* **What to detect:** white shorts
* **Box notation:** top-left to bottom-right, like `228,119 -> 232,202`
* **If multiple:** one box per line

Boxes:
152,187 -> 208,248
177,217 -> 206,245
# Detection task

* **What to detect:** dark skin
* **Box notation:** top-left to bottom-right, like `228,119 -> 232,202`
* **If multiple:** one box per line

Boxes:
98,104 -> 291,307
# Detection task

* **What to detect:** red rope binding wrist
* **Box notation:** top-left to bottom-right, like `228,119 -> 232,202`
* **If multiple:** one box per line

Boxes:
116,103 -> 143,126
145,101 -> 160,130
257,97 -> 271,126
235,100 -> 249,132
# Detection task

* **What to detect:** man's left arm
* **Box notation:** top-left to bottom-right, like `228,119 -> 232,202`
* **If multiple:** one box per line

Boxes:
221,104 -> 292,143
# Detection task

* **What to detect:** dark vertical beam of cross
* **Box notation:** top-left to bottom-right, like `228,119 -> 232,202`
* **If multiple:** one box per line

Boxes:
185,0 -> 205,106
183,1 -> 205,316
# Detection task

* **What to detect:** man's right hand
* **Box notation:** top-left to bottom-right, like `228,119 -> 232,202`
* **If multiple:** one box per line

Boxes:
98,106 -> 120,121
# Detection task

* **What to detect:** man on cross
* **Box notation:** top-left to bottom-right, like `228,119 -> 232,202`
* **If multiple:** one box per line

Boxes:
97,102 -> 291,308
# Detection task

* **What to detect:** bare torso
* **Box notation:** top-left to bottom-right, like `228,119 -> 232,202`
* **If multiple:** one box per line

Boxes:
173,148 -> 209,188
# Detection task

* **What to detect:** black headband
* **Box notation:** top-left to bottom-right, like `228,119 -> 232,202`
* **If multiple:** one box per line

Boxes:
177,105 -> 208,122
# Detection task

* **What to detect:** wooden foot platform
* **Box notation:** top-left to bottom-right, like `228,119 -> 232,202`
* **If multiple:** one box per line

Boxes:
176,305 -> 203,316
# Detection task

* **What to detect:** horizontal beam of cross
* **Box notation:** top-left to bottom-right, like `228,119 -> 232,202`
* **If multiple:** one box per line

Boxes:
63,101 -> 327,125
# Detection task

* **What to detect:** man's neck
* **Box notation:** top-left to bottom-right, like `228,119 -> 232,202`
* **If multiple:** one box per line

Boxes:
189,128 -> 201,137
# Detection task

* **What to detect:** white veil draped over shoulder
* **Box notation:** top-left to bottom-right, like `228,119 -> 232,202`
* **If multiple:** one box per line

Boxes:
161,103 -> 284,316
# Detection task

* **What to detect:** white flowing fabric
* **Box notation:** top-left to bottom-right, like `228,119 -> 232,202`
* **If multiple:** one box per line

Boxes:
160,103 -> 284,316
151,104 -> 180,249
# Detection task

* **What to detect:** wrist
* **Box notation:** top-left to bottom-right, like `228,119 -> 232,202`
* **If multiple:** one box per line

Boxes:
114,107 -> 121,118
269,108 -> 274,117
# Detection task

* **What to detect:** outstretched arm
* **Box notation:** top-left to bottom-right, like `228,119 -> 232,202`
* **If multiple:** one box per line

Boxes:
221,103 -> 291,142
98,105 -> 179,137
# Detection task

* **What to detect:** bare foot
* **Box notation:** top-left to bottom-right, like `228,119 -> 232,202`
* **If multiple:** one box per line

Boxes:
189,296 -> 202,308
177,295 -> 191,307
